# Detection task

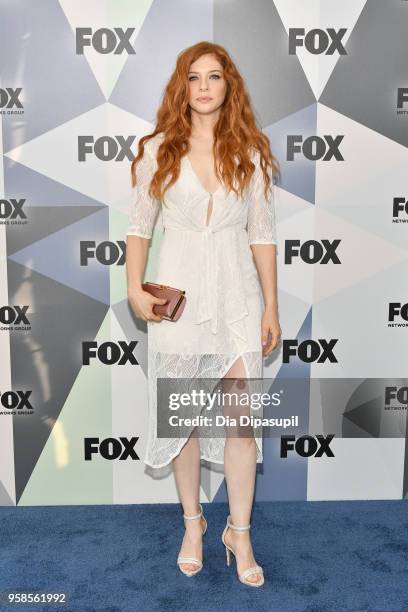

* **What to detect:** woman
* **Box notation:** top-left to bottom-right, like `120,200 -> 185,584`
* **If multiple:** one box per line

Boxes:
126,41 -> 281,587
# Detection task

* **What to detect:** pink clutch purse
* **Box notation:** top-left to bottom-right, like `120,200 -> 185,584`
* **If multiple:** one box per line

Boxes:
142,282 -> 186,321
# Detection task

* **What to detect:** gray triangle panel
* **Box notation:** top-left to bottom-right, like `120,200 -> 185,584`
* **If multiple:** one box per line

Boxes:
320,0 -> 408,148
111,0 -> 213,118
264,104 -> 317,204
213,0 -> 315,126
6,204 -> 105,256
0,482 -> 15,506
9,259 -> 108,504
0,0 -> 105,151
4,157 -> 107,208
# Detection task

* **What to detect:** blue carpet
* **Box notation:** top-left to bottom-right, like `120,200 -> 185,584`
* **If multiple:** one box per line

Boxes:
1,500 -> 408,611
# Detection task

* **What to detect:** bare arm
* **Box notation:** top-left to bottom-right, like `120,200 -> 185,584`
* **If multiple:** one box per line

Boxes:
247,152 -> 281,355
250,243 -> 278,309
251,244 -> 280,356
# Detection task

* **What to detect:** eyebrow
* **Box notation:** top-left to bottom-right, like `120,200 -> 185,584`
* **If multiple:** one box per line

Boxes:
188,69 -> 222,74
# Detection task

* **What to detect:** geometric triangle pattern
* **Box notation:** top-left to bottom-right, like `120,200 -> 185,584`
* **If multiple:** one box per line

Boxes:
320,0 -> 408,148
9,208 -> 111,304
1,1 -> 407,506
266,103 -> 318,204
18,308 -> 113,506
274,0 -> 368,100
59,0 -> 153,101
0,0 -> 105,151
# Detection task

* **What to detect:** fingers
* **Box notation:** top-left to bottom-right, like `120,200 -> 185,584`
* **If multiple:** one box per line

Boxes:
131,294 -> 167,322
261,331 -> 269,348
147,308 -> 163,322
262,340 -> 277,356
146,297 -> 167,321
262,329 -> 281,355
262,344 -> 273,356
144,315 -> 163,322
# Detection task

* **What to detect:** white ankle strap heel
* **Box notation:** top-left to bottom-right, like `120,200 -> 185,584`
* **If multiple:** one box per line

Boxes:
177,503 -> 207,577
221,515 -> 264,587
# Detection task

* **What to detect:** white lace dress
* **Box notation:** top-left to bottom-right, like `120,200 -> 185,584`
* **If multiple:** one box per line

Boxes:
126,133 -> 277,468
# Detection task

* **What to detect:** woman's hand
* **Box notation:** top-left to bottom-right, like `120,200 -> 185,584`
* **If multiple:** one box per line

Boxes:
261,305 -> 281,356
128,287 -> 168,322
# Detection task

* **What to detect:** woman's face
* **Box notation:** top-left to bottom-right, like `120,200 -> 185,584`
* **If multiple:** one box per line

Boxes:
188,53 -> 227,115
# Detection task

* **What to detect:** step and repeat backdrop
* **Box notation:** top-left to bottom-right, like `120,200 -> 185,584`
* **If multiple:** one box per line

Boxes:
0,0 -> 407,506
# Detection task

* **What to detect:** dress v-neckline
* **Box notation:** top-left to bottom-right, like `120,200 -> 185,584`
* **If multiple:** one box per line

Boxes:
185,155 -> 223,196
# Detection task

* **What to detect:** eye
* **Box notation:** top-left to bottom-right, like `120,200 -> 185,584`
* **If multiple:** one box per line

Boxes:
188,74 -> 221,81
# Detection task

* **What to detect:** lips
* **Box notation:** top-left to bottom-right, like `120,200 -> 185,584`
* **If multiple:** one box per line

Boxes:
197,97 -> 212,102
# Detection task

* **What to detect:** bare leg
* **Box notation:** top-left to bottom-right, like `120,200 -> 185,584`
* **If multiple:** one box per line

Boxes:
173,431 -> 205,573
223,356 -> 262,585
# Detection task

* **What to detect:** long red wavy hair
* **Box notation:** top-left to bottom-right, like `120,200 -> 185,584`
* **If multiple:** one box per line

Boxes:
130,41 -> 280,205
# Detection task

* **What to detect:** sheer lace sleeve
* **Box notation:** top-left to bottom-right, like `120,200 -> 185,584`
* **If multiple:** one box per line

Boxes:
126,142 -> 160,239
247,151 -> 277,246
